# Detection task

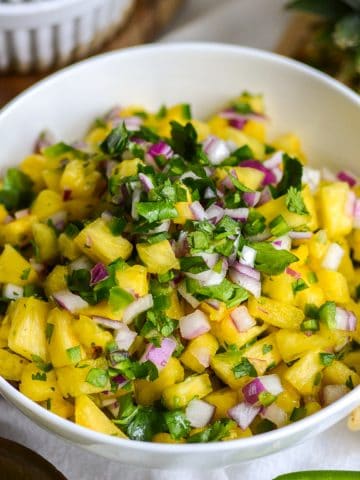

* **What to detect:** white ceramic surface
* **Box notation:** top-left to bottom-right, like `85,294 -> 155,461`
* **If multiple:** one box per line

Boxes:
0,0 -> 134,72
0,43 -> 359,469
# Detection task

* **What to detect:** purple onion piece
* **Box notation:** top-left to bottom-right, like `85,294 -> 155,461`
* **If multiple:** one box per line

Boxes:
90,263 -> 109,286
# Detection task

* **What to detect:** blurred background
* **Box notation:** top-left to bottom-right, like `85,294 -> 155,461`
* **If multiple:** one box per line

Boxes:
1,0 -> 360,107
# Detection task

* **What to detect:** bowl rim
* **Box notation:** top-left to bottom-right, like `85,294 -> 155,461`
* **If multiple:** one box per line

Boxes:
0,41 -> 359,454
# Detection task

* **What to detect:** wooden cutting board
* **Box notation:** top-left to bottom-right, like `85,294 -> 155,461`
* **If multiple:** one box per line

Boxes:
0,0 -> 183,107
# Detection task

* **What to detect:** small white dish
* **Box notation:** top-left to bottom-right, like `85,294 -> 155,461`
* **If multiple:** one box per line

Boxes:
0,42 -> 359,469
0,0 -> 134,72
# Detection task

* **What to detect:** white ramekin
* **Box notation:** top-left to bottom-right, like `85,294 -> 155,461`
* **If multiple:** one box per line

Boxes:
0,0 -> 135,72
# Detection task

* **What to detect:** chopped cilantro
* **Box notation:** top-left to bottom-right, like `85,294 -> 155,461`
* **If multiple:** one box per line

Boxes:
125,406 -> 165,441
232,357 -> 257,379
319,301 -> 336,328
31,372 -> 47,381
346,375 -> 354,390
262,344 -> 273,354
170,121 -> 198,161
243,210 -> 266,237
180,256 -> 209,274
108,217 -> 126,235
249,241 -> 299,275
269,215 -> 290,237
109,287 -> 134,312
301,318 -> 319,332
100,123 -> 129,156
290,406 -> 306,422
31,355 -> 53,372
313,371 -> 322,386
66,345 -> 82,364
85,368 -> 108,388
292,278 -> 309,294
319,352 -> 336,366
45,323 -> 54,343
164,410 -> 191,440
187,419 -> 235,443
20,267 -> 31,281
136,202 -> 178,223
0,168 -> 34,211
286,186 -> 309,215
270,155 -> 303,199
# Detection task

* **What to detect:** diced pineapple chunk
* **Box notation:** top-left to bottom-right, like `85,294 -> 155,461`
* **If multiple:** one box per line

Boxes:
244,333 -> 281,375
152,433 -> 186,444
272,133 -> 305,160
166,290 -> 184,320
137,240 -> 180,274
317,270 -> 350,303
174,202 -> 194,224
205,388 -> 238,420
72,315 -> 113,351
114,159 -> 142,178
211,316 -> 268,349
48,308 -> 85,368
134,357 -> 184,405
58,232 -> 82,261
0,348 -> 28,381
322,360 -> 360,387
20,364 -> 59,402
64,199 -> 98,222
262,273 -> 294,304
32,222 -> 58,263
116,265 -> 148,297
318,182 -> 353,238
275,329 -> 333,363
200,301 -> 227,322
0,214 -> 37,247
31,189 -> 63,220
180,333 -> 219,373
56,358 -> 110,397
20,154 -> 46,191
75,218 -> 132,264
162,374 -> 212,410
247,296 -> 304,329
210,351 -> 247,390
60,159 -> 102,199
44,265 -> 68,297
284,351 -> 324,395
0,244 -> 38,285
45,394 -> 74,419
8,297 -> 49,361
75,395 -> 127,438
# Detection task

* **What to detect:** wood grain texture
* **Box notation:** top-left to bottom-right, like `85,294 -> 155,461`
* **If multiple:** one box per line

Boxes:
0,0 -> 183,107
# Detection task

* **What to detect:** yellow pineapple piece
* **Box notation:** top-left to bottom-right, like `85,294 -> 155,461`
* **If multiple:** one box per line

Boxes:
20,154 -> 46,191
0,348 -> 28,381
162,374 -> 212,410
317,269 -> 350,303
137,240 -> 180,274
318,182 -> 353,238
75,395 -> 127,438
0,244 -> 38,285
116,265 -> 148,297
31,189 -> 64,220
72,315 -> 113,351
56,358 -> 110,397
8,297 -> 49,361
180,333 -> 219,373
58,232 -> 82,261
45,394 -> 74,419
44,265 -> 68,297
211,315 -> 268,349
32,222 -> 58,263
205,388 -> 238,420
284,351 -> 324,396
20,364 -> 59,402
275,329 -> 333,363
75,218 -> 132,264
247,296 -> 304,329
0,215 -> 36,247
322,360 -> 359,387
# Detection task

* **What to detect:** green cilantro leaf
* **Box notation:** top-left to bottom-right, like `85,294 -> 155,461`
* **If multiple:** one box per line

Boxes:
100,122 -> 129,156
164,410 -> 191,440
232,357 -> 257,378
286,186 -> 309,215
0,168 -> 34,211
85,368 -> 108,388
170,121 -> 198,160
319,352 -> 336,366
249,241 -> 299,275
187,419 -> 235,443
270,155 -> 303,199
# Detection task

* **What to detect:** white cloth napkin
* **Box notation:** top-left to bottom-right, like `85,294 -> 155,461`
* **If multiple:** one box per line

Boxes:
1,1 -> 359,479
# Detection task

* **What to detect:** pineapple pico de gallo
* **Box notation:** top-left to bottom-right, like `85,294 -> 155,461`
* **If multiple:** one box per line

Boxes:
0,92 -> 359,443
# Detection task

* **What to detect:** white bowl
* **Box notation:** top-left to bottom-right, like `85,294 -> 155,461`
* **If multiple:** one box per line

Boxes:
0,43 -> 359,469
0,0 -> 134,73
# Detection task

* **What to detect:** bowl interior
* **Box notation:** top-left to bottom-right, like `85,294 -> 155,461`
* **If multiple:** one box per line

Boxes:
0,43 -> 360,469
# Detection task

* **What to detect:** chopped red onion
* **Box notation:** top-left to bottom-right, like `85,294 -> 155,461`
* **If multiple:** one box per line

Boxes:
257,186 -> 272,206
263,151 -> 283,169
335,307 -> 357,331
179,309 -> 210,340
272,235 -> 291,251
272,167 -> 283,183
224,208 -> 249,222
288,231 -> 312,240
62,188 -> 72,201
345,191 -> 356,218
112,374 -> 127,386
101,211 -> 113,222
302,167 -> 321,193
186,259 -> 228,287
286,267 -> 301,279
260,403 -> 287,427
178,283 -> 200,308
243,375 -> 283,405
138,173 -> 154,192
69,256 -> 93,272
321,243 -> 344,271
190,201 -> 207,221
232,262 -> 260,281
148,141 -> 173,159
231,306 -> 256,332
53,289 -> 89,313
229,269 -> 261,298
241,160 -> 276,186
93,316 -> 121,329
337,170 -> 357,187
239,245 -> 256,268
243,191 -> 261,207
198,252 -> 219,269
14,209 -> 30,219
203,135 -> 231,165
3,283 -> 24,300
174,231 -> 189,257
122,294 -> 154,325
322,384 -> 349,406
220,109 -> 266,123
149,220 -> 171,234
248,229 -> 272,242
131,188 -> 141,220
115,323 -> 137,351
90,263 -> 109,286
185,399 -> 215,428
122,116 -> 143,131
228,402 -> 260,430
204,187 -> 216,199
205,204 -> 224,224
147,337 -> 177,369
29,258 -> 45,274
48,210 -> 67,231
